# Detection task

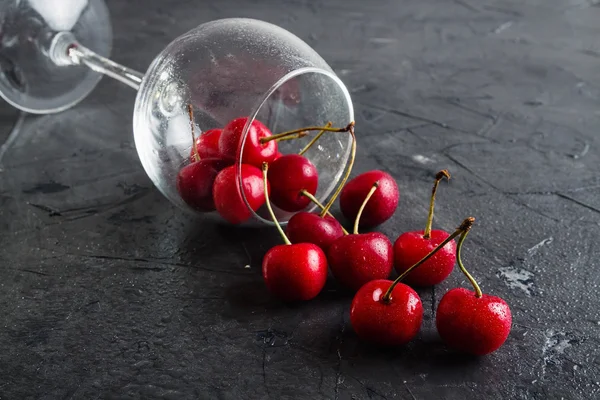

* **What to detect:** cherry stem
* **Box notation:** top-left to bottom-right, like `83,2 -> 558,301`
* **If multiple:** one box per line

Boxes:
298,121 -> 332,155
262,162 -> 291,245
423,169 -> 451,239
456,228 -> 483,298
276,131 -> 308,142
188,104 -> 200,162
353,181 -> 379,235
260,122 -> 354,144
319,123 -> 357,217
300,189 -> 349,235
381,217 -> 475,303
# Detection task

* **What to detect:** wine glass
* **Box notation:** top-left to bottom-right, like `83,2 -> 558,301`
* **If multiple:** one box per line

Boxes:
0,0 -> 354,224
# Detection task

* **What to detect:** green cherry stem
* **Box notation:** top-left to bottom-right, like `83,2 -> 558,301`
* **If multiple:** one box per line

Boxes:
300,189 -> 349,235
260,122 -> 354,144
275,131 -> 308,142
423,169 -> 450,239
298,121 -> 332,155
262,162 -> 291,245
353,181 -> 379,235
188,104 -> 200,162
319,123 -> 357,217
381,217 -> 475,303
456,227 -> 483,298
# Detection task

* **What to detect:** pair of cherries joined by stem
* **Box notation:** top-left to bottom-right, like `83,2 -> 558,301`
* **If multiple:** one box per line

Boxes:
286,162 -> 400,253
286,157 -> 398,291
288,182 -> 396,292
350,217 -> 512,355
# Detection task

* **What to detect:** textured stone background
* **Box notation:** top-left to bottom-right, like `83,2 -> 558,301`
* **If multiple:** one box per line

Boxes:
1,0 -> 599,399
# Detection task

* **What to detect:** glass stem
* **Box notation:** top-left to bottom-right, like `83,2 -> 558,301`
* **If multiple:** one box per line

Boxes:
49,32 -> 144,90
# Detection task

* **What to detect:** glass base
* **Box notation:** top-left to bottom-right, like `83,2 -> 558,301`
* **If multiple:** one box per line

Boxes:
0,0 -> 112,114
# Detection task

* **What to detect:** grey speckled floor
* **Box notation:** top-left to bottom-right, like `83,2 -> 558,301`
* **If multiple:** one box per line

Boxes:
1,0 -> 599,399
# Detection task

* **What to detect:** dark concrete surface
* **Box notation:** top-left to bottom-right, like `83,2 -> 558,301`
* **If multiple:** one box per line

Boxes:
1,0 -> 600,399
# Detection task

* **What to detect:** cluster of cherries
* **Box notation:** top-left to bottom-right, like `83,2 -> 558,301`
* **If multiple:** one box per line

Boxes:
176,111 -> 512,355
176,105 -> 354,225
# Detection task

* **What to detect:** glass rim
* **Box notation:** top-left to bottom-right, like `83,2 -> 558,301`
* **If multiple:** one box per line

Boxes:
236,66 -> 355,226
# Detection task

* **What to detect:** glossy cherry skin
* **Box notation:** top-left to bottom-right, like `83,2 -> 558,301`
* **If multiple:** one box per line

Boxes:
286,212 -> 344,251
436,288 -> 512,355
394,229 -> 456,287
218,117 -> 278,167
190,128 -> 224,162
262,243 -> 328,302
350,279 -> 423,346
328,232 -> 394,291
273,151 -> 283,161
176,159 -> 229,212
212,164 -> 270,224
340,170 -> 399,228
267,154 -> 319,212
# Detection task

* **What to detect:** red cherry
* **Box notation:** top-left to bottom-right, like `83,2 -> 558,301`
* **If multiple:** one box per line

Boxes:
273,151 -> 283,161
267,154 -> 318,212
190,128 -> 224,162
436,288 -> 512,355
328,182 -> 393,291
212,164 -> 270,224
340,170 -> 399,228
394,230 -> 456,286
394,170 -> 453,286
436,218 -> 511,355
218,117 -> 278,167
350,279 -> 423,346
176,159 -> 229,212
286,212 -> 344,251
260,162 -> 328,302
262,243 -> 328,301
328,232 -> 393,291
